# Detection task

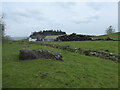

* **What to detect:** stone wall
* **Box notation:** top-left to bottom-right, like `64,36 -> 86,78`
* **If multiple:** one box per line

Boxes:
36,42 -> 119,62
55,33 -> 92,41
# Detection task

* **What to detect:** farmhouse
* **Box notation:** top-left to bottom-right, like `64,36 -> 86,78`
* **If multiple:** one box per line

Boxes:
28,30 -> 66,41
28,37 -> 37,42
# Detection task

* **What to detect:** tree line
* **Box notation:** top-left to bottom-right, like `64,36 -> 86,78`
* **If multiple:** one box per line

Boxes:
31,30 -> 66,36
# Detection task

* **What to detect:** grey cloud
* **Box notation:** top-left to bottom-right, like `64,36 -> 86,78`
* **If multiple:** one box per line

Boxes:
0,3 -> 2,18
15,8 -> 42,18
5,7 -> 46,23
90,13 -> 100,19
74,20 -> 91,24
55,2 -> 76,9
73,13 -> 100,24
87,2 -> 102,11
3,2 -> 117,37
14,12 -> 29,18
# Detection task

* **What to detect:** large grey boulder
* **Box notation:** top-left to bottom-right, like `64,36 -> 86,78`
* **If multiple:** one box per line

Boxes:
19,49 -> 63,61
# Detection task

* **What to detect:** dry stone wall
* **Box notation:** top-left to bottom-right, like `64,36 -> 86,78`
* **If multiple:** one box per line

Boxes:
37,43 -> 119,62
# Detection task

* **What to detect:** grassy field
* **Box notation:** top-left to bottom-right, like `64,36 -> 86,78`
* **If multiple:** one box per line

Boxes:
44,35 -> 62,40
2,41 -> 118,88
92,32 -> 120,39
43,41 -> 119,56
0,42 -> 2,89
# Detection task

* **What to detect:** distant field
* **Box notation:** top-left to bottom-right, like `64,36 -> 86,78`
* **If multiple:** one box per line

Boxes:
43,41 -> 119,56
11,37 -> 27,40
2,41 -> 118,88
44,35 -> 60,40
92,32 -> 120,39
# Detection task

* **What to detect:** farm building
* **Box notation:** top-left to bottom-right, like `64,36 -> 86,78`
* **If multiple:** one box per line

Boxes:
28,30 -> 66,41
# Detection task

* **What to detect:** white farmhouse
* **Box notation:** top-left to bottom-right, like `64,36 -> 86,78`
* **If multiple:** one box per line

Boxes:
28,37 -> 37,42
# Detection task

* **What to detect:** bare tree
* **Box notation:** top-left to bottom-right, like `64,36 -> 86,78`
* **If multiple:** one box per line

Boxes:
0,13 -> 11,41
0,13 -> 5,38
106,26 -> 115,34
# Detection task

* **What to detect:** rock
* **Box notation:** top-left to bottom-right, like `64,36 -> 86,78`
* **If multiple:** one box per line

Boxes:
109,53 -> 113,56
105,37 -> 113,40
19,49 -> 63,61
39,72 -> 49,78
105,49 -> 109,52
83,51 -> 91,56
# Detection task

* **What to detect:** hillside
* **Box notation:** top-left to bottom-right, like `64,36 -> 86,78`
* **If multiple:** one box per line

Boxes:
92,32 -> 120,39
43,41 -> 119,56
2,41 -> 118,88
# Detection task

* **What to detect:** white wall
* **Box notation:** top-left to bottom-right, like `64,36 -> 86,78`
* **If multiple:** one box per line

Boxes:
28,37 -> 37,42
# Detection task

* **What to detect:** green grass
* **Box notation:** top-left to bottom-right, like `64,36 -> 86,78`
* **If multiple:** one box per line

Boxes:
0,43 -> 2,89
2,41 -> 118,88
92,32 -> 120,39
43,41 -> 119,56
44,35 -> 61,40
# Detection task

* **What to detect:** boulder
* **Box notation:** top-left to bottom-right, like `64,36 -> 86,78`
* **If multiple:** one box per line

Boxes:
19,49 -> 63,61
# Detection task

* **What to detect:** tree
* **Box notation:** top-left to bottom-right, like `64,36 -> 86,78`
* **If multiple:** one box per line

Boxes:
0,13 -> 5,38
106,26 -> 115,34
0,13 -> 11,41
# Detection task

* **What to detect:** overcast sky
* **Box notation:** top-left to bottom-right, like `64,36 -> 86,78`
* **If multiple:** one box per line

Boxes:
1,2 -> 118,37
